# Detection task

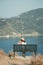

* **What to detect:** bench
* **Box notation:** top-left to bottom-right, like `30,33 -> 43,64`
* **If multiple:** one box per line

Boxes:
13,44 -> 37,57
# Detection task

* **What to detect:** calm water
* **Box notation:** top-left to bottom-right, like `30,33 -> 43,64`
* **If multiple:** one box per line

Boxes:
0,36 -> 43,55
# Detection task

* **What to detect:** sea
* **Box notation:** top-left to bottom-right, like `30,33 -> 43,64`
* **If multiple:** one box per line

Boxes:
0,36 -> 43,56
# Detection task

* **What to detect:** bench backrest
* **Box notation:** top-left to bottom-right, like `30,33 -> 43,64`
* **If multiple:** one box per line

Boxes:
13,44 -> 37,54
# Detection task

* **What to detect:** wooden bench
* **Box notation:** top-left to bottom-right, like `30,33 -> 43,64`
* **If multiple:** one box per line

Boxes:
13,44 -> 37,57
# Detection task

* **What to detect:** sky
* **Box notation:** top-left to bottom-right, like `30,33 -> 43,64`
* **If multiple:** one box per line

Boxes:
0,0 -> 43,18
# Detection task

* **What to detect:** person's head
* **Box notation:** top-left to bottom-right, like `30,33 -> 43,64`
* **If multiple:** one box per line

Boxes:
20,37 -> 25,42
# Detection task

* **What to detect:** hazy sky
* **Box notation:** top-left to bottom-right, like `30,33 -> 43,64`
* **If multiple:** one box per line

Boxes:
0,0 -> 43,18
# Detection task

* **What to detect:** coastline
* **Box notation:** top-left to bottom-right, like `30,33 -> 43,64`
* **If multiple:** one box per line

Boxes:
0,34 -> 43,38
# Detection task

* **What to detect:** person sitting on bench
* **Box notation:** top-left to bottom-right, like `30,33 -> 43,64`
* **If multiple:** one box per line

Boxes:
18,37 -> 26,45
18,37 -> 27,57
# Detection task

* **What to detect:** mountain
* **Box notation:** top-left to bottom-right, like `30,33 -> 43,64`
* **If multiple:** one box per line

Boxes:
0,8 -> 43,36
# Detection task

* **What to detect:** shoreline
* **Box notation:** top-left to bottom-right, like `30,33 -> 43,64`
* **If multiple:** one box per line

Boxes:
0,34 -> 43,38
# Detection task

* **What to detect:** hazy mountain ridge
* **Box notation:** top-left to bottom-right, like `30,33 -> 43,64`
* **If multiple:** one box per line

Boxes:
0,8 -> 43,36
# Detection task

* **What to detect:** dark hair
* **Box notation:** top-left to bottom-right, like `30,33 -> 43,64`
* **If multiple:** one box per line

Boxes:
21,39 -> 25,42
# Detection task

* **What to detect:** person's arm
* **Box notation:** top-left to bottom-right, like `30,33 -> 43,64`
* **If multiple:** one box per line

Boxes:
24,42 -> 27,45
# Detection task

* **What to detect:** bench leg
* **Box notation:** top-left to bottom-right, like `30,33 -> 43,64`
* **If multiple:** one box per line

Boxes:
14,52 -> 15,57
22,52 -> 25,57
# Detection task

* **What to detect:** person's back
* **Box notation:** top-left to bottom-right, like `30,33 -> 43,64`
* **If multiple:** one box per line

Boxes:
21,41 -> 26,45
18,37 -> 26,45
